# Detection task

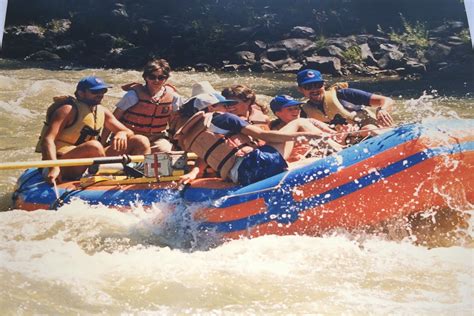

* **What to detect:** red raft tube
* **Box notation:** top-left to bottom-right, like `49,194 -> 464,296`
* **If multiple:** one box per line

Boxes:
12,119 -> 474,241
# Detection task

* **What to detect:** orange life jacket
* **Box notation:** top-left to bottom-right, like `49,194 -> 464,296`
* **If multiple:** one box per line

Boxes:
269,118 -> 318,162
248,106 -> 269,127
175,112 -> 257,180
120,83 -> 176,135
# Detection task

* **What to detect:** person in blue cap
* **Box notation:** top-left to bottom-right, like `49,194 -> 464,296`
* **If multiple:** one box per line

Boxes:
175,90 -> 332,185
269,95 -> 343,162
36,76 -> 151,183
296,69 -> 395,142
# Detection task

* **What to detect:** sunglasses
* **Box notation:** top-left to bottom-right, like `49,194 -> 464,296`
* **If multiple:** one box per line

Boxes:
147,74 -> 169,81
89,88 -> 108,95
301,82 -> 324,90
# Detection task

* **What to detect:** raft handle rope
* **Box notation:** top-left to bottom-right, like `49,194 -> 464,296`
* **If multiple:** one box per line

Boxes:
48,156 -> 138,210
207,122 -> 420,201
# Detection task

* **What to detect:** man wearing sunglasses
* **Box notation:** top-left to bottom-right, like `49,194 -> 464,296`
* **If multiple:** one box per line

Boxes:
109,58 -> 185,153
36,76 -> 150,184
297,69 -> 395,143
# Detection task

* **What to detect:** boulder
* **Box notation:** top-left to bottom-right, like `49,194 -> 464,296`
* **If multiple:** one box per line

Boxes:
377,51 -> 405,69
231,51 -> 256,65
403,58 -> 427,74
271,38 -> 317,57
194,63 -> 213,72
25,50 -> 61,61
290,26 -> 316,38
426,43 -> 452,63
279,62 -> 304,73
264,47 -> 289,61
359,43 -> 378,66
304,56 -> 342,75
317,45 -> 344,59
2,25 -> 46,57
325,36 -> 358,50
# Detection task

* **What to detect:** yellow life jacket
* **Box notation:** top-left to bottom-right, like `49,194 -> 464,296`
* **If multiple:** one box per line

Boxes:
301,82 -> 376,126
35,96 -> 105,153
174,112 -> 257,180
120,82 -> 175,135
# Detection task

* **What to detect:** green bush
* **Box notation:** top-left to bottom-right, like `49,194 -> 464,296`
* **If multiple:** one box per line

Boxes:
341,45 -> 362,64
378,14 -> 429,50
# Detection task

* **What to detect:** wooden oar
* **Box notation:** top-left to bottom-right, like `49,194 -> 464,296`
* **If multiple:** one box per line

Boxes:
0,152 -> 199,171
0,155 -> 145,171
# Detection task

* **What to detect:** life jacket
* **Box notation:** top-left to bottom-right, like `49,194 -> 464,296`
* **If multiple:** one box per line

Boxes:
301,82 -> 376,126
248,105 -> 270,129
120,82 -> 176,135
269,118 -> 286,131
174,112 -> 257,180
269,118 -> 321,162
35,96 -> 105,153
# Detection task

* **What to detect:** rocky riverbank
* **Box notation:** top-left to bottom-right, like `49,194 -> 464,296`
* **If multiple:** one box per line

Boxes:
1,1 -> 472,79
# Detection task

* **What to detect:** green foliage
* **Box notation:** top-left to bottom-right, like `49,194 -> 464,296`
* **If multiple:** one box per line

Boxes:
457,28 -> 471,44
386,14 -> 429,49
341,45 -> 362,64
314,36 -> 327,51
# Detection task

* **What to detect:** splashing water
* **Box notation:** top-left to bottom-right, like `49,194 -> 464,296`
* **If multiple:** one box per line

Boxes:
0,63 -> 472,313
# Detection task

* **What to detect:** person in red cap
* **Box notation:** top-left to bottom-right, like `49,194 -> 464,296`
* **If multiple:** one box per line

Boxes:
36,76 -> 150,183
297,69 -> 395,143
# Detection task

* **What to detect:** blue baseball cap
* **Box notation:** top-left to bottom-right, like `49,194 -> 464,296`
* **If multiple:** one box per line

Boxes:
76,76 -> 112,91
297,69 -> 324,86
270,95 -> 304,113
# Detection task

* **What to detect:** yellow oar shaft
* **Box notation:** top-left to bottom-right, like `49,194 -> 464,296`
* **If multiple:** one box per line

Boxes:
0,155 -> 145,170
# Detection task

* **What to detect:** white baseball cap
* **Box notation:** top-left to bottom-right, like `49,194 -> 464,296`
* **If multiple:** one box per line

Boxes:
193,92 -> 238,110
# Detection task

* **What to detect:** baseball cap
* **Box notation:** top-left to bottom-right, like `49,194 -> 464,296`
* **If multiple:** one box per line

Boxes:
296,69 -> 324,86
76,76 -> 112,91
193,92 -> 238,111
270,95 -> 304,113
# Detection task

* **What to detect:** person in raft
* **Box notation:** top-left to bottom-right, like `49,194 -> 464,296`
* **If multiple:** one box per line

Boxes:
221,84 -> 271,129
36,76 -> 151,184
174,85 -> 336,186
105,58 -> 185,152
269,95 -> 343,162
297,69 -> 395,143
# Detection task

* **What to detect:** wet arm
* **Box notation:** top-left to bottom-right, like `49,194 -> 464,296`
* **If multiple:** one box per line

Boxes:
241,124 -> 322,143
101,107 -> 125,145
41,104 -> 73,183
369,94 -> 395,126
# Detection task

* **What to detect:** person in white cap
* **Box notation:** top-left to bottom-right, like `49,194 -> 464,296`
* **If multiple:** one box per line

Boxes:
36,76 -> 150,184
174,85 -> 335,186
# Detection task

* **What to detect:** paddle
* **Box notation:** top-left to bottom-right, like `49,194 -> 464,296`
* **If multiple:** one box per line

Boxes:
0,154 -> 145,171
0,152 -> 199,171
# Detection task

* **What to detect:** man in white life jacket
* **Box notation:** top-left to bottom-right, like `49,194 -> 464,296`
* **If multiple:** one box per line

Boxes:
38,76 -> 150,184
175,88 -> 335,186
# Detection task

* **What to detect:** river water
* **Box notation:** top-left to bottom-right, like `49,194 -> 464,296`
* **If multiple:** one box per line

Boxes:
0,59 -> 473,314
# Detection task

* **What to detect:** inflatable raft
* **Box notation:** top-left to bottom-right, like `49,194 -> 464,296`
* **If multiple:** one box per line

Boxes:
12,119 -> 474,240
